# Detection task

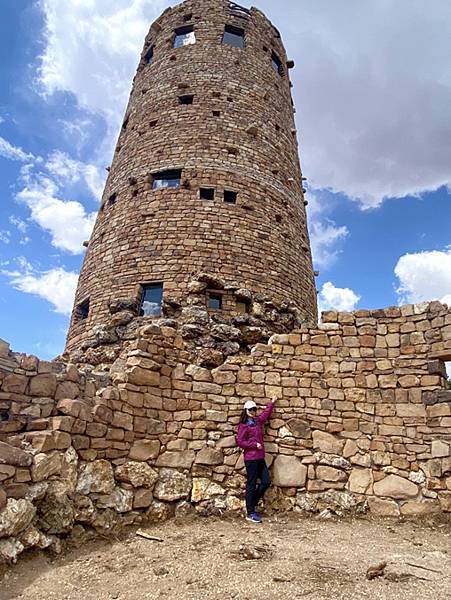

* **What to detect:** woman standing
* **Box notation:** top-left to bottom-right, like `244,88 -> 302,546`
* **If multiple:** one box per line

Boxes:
236,397 -> 276,523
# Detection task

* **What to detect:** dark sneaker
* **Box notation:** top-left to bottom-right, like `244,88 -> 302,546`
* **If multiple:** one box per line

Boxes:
246,513 -> 262,524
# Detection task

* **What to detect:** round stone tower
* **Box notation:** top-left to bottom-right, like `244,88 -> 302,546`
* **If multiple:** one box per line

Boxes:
66,0 -> 317,355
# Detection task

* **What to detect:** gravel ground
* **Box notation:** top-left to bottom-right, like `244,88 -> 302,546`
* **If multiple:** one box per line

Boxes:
1,515 -> 450,600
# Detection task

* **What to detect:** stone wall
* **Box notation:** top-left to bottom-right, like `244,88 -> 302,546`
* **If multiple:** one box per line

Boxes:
66,0 -> 318,354
1,301 -> 450,564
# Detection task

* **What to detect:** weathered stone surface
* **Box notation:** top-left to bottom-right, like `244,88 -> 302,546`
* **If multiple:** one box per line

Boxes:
0,538 -> 25,563
129,439 -> 161,461
97,488 -> 134,513
29,373 -> 57,397
373,475 -> 418,500
37,485 -> 74,534
348,469 -> 373,494
438,492 -> 451,512
194,447 -> 223,466
0,488 -> 6,510
0,441 -> 32,468
32,452 -> 62,482
133,489 -> 153,509
156,451 -> 195,469
115,462 -> 158,489
127,367 -> 160,387
76,460 -> 115,495
145,500 -> 173,523
400,500 -> 440,516
191,478 -> 225,503
312,431 -> 345,455
367,497 -> 400,517
153,469 -> 192,502
0,499 -> 36,538
272,456 -> 307,487
2,373 -> 28,394
287,419 -> 311,438
431,440 -> 449,458
316,466 -> 347,483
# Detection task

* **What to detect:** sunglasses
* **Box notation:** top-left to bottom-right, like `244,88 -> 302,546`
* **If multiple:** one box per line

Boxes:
248,407 -> 257,412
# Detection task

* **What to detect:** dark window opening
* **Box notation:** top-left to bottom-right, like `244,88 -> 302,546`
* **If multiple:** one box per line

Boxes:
174,26 -> 196,48
263,45 -> 269,52
200,188 -> 215,200
446,362 -> 451,389
223,25 -> 245,49
271,52 -> 284,76
275,124 -> 280,132
224,190 -> 237,204
208,292 -> 223,310
144,46 -> 154,65
122,116 -> 129,131
140,283 -> 163,318
108,193 -> 117,205
227,146 -> 239,156
76,298 -> 90,322
179,94 -> 194,105
183,13 -> 193,22
149,119 -> 158,128
213,110 -> 221,117
0,409 -> 9,422
152,169 -> 182,190
229,2 -> 251,17
227,97 -> 233,102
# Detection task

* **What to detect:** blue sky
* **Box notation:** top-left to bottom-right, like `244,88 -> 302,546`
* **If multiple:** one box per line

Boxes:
0,0 -> 450,360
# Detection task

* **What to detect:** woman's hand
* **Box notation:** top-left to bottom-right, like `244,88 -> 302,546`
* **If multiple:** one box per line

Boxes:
256,443 -> 262,449
271,395 -> 278,404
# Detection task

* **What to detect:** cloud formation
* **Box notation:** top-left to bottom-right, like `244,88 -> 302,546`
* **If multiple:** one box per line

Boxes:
318,281 -> 361,314
0,136 -> 34,162
3,260 -> 78,316
395,247 -> 451,305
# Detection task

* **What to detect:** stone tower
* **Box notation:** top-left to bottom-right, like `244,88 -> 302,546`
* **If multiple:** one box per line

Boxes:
66,0 -> 317,356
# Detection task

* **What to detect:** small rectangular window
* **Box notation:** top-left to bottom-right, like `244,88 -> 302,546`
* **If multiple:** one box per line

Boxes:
174,26 -> 196,48
152,169 -> 182,190
108,193 -> 117,205
76,298 -> 90,322
144,46 -> 154,65
183,13 -> 193,22
272,52 -> 284,76
213,110 -> 221,117
200,188 -> 215,200
224,190 -> 237,204
208,292 -> 223,310
223,25 -> 245,49
236,300 -> 250,314
140,283 -> 163,317
179,94 -> 194,105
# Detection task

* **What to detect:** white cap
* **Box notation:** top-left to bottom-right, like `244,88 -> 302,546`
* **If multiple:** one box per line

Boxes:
244,400 -> 257,410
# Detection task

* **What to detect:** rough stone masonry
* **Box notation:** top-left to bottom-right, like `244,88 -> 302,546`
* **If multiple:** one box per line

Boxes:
1,0 -> 450,567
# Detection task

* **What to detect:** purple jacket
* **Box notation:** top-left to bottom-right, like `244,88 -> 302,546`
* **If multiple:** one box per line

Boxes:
236,403 -> 274,461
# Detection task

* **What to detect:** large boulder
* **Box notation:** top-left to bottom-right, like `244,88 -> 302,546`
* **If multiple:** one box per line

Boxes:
32,452 -> 63,482
312,431 -> 345,455
115,461 -> 158,489
97,488 -> 134,513
37,483 -> 74,534
76,460 -> 115,495
0,441 -> 33,467
153,469 -> 192,502
348,468 -> 373,494
272,456 -> 307,488
194,447 -> 223,466
156,451 -> 195,469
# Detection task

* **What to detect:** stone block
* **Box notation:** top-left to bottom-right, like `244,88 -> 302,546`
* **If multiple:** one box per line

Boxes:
316,466 -> 347,482
0,441 -> 33,467
115,461 -> 158,488
272,455 -> 307,487
312,430 -> 345,455
153,469 -> 191,501
367,497 -> 400,517
156,450 -> 195,469
373,475 -> 418,499
127,367 -> 160,387
129,439 -> 161,461
431,440 -> 449,458
76,460 -> 115,494
2,373 -> 28,394
348,468 -> 373,494
194,447 -> 223,466
29,373 -> 57,397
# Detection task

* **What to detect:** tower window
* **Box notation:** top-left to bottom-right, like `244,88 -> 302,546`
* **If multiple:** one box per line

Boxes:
173,26 -> 196,48
108,193 -> 117,205
75,298 -> 90,322
236,300 -> 250,314
223,25 -> 245,49
144,46 -> 154,65
224,190 -> 237,204
183,13 -> 193,22
179,94 -> 194,105
140,283 -> 163,317
200,188 -> 215,200
213,110 -> 221,117
152,169 -> 182,189
207,292 -> 223,310
272,52 -> 284,76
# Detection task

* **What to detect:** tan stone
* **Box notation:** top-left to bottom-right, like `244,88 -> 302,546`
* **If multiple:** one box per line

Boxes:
438,492 -> 451,512
115,461 -> 158,488
191,478 -> 225,503
368,497 -> 400,517
29,373 -> 57,397
400,500 -> 440,516
431,440 -> 449,458
156,451 -> 195,469
373,475 -> 418,499
133,489 -> 153,509
153,469 -> 191,501
0,499 -> 36,538
312,431 -> 345,455
2,373 -> 28,394
272,456 -> 307,487
129,440 -> 161,461
316,466 -> 347,482
195,447 -> 223,466
31,452 -> 62,482
0,441 -> 33,467
348,468 -> 373,494
127,367 -> 160,387
76,460 -> 115,494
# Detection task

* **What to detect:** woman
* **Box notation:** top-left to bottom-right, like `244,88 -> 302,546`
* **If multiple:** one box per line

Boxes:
236,396 -> 276,524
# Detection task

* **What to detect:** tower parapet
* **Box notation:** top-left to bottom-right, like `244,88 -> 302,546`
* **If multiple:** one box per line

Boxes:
66,0 -> 317,362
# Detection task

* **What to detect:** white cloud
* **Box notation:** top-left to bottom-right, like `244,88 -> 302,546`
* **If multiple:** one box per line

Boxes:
306,193 -> 349,269
3,261 -> 78,316
318,281 -> 361,313
46,151 -> 105,200
395,248 -> 451,305
16,175 -> 96,254
39,0 -> 167,157
0,136 -> 34,162
9,215 -> 28,234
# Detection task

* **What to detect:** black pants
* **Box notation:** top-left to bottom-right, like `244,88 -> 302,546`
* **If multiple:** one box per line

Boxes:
245,459 -> 271,515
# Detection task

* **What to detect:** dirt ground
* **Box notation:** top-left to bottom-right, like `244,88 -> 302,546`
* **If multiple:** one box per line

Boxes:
1,514 -> 450,600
